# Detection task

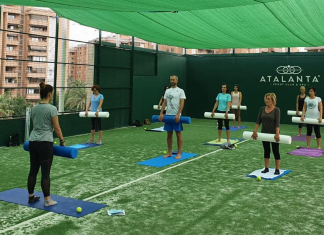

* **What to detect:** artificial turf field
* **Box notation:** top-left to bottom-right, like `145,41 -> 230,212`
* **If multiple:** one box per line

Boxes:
1,119 -> 324,235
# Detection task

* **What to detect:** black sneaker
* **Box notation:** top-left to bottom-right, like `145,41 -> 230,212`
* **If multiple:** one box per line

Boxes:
274,169 -> 280,175
261,168 -> 269,173
28,195 -> 40,203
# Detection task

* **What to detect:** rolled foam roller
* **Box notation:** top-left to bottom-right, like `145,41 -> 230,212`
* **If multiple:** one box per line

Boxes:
23,141 -> 78,159
151,115 -> 191,124
79,112 -> 109,118
242,131 -> 292,144
231,105 -> 247,110
204,112 -> 235,120
292,116 -> 324,125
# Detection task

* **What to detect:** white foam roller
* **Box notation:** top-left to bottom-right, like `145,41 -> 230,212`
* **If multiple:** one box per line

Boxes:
231,105 -> 247,110
292,116 -> 324,125
153,105 -> 167,110
287,110 -> 301,116
204,112 -> 235,120
243,131 -> 292,144
79,112 -> 110,118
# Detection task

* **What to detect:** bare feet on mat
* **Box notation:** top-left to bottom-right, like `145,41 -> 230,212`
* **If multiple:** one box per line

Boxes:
297,134 -> 301,137
238,126 -> 240,128
318,147 -> 322,150
163,153 -> 172,158
175,153 -> 181,159
306,145 -> 310,148
232,125 -> 235,128
216,139 -> 221,142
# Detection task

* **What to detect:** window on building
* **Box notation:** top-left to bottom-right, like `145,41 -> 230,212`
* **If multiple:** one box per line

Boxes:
8,14 -> 15,20
8,25 -> 15,30
6,46 -> 14,51
27,67 -> 46,73
29,26 -> 47,32
26,89 -> 40,94
31,36 -> 47,42
6,56 -> 15,60
29,46 -> 47,52
30,15 -> 48,22
7,36 -> 14,41
29,56 -> 46,62
5,78 -> 15,83
28,77 -> 45,83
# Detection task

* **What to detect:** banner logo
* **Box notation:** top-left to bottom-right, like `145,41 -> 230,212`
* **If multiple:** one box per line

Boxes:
260,65 -> 320,86
276,65 -> 302,75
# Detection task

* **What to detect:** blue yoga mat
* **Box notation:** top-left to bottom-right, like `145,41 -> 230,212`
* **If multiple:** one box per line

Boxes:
0,188 -> 106,218
152,115 -> 191,124
23,141 -> 78,159
70,143 -> 101,149
222,126 -> 247,131
137,152 -> 198,167
246,168 -> 292,180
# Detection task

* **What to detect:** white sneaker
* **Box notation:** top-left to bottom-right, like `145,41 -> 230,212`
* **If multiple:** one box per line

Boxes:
96,140 -> 102,145
44,199 -> 57,207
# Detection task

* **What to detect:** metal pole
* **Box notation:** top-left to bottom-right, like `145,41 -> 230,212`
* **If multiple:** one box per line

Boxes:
129,36 -> 135,124
97,30 -> 101,85
53,15 -> 59,107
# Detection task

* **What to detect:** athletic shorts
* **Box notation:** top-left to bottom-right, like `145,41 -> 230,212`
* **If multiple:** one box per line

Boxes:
163,115 -> 183,132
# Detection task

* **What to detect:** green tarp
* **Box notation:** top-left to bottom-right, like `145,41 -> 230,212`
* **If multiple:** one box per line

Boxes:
2,0 -> 324,49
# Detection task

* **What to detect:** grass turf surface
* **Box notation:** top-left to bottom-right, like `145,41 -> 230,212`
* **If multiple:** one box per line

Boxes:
0,119 -> 324,234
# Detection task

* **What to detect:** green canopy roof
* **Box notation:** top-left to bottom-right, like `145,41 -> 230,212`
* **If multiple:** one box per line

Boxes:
2,0 -> 324,49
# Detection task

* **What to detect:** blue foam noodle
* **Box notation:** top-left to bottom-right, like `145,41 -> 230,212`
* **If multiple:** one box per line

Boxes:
23,141 -> 78,159
151,115 -> 191,124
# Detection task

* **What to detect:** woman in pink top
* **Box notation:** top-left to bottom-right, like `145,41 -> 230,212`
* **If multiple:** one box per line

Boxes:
231,84 -> 242,128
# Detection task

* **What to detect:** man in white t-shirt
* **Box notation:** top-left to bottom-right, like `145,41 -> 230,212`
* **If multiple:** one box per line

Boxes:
159,75 -> 186,159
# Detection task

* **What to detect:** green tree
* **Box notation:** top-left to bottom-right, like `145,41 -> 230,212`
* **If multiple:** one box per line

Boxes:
64,80 -> 87,111
0,91 -> 33,117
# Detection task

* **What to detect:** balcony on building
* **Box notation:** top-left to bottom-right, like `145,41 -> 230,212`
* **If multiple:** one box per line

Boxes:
26,88 -> 40,100
6,34 -> 19,45
6,45 -> 18,55
29,25 -> 48,36
5,66 -> 18,76
28,36 -> 48,46
7,23 -> 20,32
4,77 -> 18,87
29,14 -> 48,26
27,77 -> 45,87
26,67 -> 46,77
7,13 -> 21,24
28,45 -> 47,56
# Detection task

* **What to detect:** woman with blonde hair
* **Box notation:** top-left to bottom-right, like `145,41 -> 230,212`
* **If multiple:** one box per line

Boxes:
252,93 -> 281,175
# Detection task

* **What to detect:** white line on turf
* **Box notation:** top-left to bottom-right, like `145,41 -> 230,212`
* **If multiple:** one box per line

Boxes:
0,139 -> 249,234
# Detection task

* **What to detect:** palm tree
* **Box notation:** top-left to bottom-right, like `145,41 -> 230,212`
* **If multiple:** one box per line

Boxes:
64,80 -> 87,111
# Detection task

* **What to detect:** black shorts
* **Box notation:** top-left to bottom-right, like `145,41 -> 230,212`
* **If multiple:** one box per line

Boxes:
91,117 -> 102,130
29,141 -> 54,163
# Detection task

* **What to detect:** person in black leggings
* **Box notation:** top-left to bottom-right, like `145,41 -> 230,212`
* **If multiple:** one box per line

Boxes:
211,84 -> 231,142
27,82 -> 65,206
296,86 -> 306,136
301,87 -> 322,149
252,93 -> 281,175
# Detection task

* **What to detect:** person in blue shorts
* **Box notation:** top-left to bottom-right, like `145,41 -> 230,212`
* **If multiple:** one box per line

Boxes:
159,75 -> 186,159
85,85 -> 104,144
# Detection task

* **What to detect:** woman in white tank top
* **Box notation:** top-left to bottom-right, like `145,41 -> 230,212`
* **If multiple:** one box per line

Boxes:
231,85 -> 242,128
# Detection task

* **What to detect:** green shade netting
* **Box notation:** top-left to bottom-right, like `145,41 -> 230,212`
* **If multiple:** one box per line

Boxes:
2,0 -> 324,49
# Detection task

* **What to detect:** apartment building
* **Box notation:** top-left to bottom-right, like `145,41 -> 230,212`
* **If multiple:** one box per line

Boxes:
0,5 -> 69,102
